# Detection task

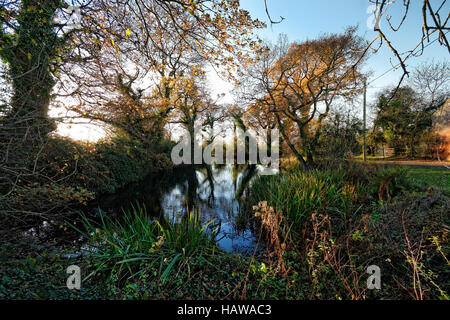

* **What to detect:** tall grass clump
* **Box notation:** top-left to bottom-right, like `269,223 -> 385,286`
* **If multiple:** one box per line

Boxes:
73,204 -> 219,290
248,167 -> 364,236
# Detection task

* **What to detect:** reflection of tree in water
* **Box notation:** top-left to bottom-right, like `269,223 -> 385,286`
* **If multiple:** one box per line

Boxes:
160,164 -> 260,253
233,164 -> 258,232
186,166 -> 199,212
97,164 -> 260,253
98,166 -> 195,226
235,164 -> 257,199
204,164 -> 215,206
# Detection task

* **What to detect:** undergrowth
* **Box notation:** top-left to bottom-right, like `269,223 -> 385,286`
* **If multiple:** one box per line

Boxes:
1,162 -> 448,300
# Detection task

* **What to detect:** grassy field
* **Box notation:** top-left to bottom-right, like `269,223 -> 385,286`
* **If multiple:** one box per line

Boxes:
402,166 -> 450,195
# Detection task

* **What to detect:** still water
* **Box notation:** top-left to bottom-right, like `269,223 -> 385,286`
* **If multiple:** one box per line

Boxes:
99,164 -> 263,254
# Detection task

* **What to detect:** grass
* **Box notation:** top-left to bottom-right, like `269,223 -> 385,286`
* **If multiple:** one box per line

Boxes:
402,166 -> 450,195
0,201 -> 309,300
71,204 -> 220,289
1,162 -> 448,300
248,165 -> 367,237
354,155 -> 392,160
68,204 -> 303,299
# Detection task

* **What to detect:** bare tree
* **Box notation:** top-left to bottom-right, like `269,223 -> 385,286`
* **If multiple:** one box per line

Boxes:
366,0 -> 449,90
410,60 -> 449,106
409,60 -> 450,162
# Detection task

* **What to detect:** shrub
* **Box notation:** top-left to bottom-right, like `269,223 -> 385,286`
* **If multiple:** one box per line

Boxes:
0,133 -> 173,227
37,135 -> 173,195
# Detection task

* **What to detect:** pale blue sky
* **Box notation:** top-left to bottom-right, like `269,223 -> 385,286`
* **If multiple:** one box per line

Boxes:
239,0 -> 449,105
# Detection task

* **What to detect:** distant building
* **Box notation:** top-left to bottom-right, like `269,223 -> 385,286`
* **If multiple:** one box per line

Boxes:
375,147 -> 395,158
433,98 -> 450,161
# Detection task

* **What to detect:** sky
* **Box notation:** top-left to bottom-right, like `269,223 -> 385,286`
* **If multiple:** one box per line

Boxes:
237,0 -> 449,105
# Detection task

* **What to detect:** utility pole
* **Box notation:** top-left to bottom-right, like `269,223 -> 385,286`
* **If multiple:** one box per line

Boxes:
363,78 -> 367,162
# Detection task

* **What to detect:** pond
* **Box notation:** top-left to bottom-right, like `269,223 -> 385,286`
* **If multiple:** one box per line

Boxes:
98,164 -> 265,254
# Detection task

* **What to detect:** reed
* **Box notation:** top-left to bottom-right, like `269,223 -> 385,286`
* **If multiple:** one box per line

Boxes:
72,204 -> 219,287
248,168 -> 364,236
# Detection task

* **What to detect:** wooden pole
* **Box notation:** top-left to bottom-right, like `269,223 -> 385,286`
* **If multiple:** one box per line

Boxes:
363,79 -> 367,162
